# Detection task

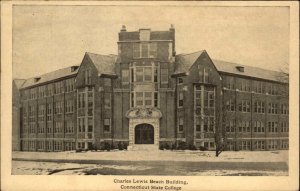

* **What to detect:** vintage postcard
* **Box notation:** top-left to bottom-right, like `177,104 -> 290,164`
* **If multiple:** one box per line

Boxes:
1,1 -> 299,191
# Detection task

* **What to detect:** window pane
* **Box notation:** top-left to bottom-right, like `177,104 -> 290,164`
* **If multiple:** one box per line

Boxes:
133,43 -> 140,58
122,69 -> 129,83
136,68 -> 143,82
161,69 -> 168,83
144,68 -> 152,81
149,43 -> 157,58
136,92 -> 143,106
141,43 -> 148,58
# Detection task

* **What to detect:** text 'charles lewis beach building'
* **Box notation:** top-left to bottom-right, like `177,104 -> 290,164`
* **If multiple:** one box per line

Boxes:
12,26 -> 289,152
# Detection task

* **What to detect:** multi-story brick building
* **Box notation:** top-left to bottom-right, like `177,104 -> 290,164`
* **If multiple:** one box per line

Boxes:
12,26 -> 289,152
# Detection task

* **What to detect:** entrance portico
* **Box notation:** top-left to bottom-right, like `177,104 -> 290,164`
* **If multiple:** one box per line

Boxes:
126,108 -> 162,150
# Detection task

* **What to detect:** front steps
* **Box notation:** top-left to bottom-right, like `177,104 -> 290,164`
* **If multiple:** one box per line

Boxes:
127,144 -> 159,151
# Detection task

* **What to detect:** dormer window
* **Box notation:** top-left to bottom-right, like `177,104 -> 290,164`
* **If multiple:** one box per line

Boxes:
236,66 -> 245,72
71,66 -> 79,72
34,77 -> 41,82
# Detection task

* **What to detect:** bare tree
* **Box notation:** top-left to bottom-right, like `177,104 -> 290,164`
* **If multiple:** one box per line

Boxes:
215,90 -> 227,157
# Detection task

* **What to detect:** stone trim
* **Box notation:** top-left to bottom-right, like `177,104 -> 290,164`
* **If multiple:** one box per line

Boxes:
160,138 -> 176,141
226,137 -> 289,140
113,89 -> 130,93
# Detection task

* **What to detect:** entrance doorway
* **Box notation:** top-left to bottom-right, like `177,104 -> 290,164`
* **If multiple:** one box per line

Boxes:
135,124 -> 154,144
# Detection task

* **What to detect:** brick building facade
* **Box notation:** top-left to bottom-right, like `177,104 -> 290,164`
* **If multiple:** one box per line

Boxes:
12,26 -> 289,152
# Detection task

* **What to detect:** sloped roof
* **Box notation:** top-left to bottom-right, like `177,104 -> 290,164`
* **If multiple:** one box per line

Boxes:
86,52 -> 117,76
212,59 -> 283,82
21,66 -> 79,89
174,51 -> 205,74
13,79 -> 26,89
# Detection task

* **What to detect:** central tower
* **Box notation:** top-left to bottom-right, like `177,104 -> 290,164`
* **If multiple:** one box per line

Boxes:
116,25 -> 176,149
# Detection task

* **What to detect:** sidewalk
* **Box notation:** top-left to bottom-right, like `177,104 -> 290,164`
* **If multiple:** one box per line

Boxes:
12,150 -> 288,163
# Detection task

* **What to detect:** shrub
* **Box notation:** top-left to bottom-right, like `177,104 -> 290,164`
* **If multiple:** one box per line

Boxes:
188,144 -> 197,150
164,143 -> 170,150
159,143 -> 164,150
118,142 -> 125,150
171,143 -> 176,150
76,149 -> 83,153
104,142 -> 111,151
177,141 -> 187,150
199,146 -> 207,151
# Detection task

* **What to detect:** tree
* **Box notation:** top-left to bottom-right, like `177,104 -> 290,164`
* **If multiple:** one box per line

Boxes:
215,89 -> 227,157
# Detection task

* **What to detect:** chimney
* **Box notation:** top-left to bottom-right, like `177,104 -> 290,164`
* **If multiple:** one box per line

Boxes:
169,24 -> 176,56
236,66 -> 245,72
120,25 -> 127,32
71,66 -> 79,72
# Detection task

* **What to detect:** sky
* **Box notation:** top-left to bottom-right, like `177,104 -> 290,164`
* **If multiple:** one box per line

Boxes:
13,5 -> 289,79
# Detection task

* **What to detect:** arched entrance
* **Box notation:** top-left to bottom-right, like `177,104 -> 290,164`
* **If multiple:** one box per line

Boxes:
135,124 -> 154,144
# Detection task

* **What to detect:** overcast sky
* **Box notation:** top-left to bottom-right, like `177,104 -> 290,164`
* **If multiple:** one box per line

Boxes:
13,5 -> 289,79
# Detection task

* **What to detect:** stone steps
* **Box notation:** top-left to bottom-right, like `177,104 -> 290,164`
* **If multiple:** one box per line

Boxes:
128,144 -> 159,151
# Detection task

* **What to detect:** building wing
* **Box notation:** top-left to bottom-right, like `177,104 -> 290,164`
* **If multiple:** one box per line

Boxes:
85,52 -> 117,76
213,59 -> 284,83
20,66 -> 79,89
174,50 -> 205,74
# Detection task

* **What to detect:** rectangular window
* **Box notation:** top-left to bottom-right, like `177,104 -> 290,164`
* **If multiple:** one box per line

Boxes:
268,140 -> 278,150
161,69 -> 169,84
136,68 -> 144,82
240,141 -> 251,150
198,66 -> 203,83
178,117 -> 184,132
65,100 -> 74,113
149,43 -> 157,58
66,78 -> 74,92
133,43 -> 140,58
136,92 -> 143,106
208,92 -> 214,108
104,119 -> 111,132
204,117 -> 208,132
144,92 -> 152,106
122,69 -> 129,84
209,117 -> 214,132
47,84 -> 53,96
239,100 -> 251,112
226,99 -> 235,111
65,121 -> 74,133
226,120 -> 235,132
104,93 -> 111,109
196,117 -> 201,132
281,104 -> 288,115
78,118 -> 85,132
85,69 -> 92,85
47,103 -> 52,121
225,76 -> 235,90
154,92 -> 158,107
88,118 -> 93,132
144,67 -> 152,82
131,93 -> 134,107
154,68 -> 158,82
54,121 -> 62,133
178,92 -> 184,107
204,68 -> 209,83
141,43 -> 148,58
254,81 -> 264,93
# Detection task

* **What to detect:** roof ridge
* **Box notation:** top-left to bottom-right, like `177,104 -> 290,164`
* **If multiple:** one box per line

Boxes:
86,52 -> 116,58
177,50 -> 205,56
29,65 -> 78,80
212,59 -> 281,73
